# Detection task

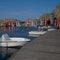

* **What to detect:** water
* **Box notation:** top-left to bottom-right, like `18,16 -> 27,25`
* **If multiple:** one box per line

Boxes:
0,26 -> 37,40
0,47 -> 21,60
0,26 -> 37,60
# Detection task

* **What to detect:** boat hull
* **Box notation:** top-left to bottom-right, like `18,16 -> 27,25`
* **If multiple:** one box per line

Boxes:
48,29 -> 56,31
0,38 -> 30,47
29,31 -> 47,35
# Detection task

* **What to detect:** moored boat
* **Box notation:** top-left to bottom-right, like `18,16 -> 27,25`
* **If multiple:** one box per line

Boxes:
29,31 -> 47,35
0,34 -> 30,47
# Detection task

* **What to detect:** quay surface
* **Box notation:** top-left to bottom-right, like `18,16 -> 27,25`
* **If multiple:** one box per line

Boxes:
10,29 -> 60,60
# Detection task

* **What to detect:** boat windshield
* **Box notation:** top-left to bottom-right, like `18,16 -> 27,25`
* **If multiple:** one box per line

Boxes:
1,34 -> 10,41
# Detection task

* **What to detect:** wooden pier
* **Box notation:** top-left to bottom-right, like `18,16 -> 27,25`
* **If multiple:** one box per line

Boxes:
9,29 -> 60,60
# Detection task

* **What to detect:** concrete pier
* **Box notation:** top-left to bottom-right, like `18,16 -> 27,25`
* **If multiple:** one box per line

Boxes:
10,29 -> 60,60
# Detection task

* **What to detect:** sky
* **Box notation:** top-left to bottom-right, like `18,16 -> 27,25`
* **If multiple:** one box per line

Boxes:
0,0 -> 60,21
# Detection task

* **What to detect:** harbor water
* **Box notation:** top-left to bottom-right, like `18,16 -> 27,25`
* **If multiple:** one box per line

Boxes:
0,26 -> 37,60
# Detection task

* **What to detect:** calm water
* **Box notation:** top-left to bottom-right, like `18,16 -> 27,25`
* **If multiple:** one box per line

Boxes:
0,26 -> 37,60
0,26 -> 37,39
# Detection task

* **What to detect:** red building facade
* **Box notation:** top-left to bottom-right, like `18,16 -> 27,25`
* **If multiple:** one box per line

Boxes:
3,18 -> 17,27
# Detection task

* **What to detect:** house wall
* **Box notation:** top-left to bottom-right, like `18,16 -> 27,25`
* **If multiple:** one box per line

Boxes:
3,19 -> 18,27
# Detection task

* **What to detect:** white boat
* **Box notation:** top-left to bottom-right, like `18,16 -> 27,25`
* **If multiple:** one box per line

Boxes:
29,31 -> 47,35
47,29 -> 56,31
41,26 -> 56,31
47,26 -> 56,31
0,34 -> 30,47
29,34 -> 40,37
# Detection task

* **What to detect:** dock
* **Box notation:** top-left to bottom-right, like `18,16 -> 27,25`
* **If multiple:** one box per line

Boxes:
9,29 -> 60,60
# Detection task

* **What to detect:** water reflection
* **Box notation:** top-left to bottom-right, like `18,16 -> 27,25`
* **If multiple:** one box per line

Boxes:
0,47 -> 22,60
0,26 -> 16,33
0,26 -> 36,39
3,26 -> 16,32
0,48 -> 10,60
